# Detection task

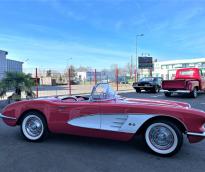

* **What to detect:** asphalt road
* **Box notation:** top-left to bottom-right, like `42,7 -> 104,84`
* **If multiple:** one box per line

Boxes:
1,91 -> 205,172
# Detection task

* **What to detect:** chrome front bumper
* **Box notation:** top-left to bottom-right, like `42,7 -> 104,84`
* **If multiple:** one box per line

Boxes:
187,132 -> 205,137
0,113 -> 16,120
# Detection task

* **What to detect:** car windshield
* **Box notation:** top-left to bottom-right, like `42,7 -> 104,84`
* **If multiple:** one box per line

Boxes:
90,83 -> 117,101
139,77 -> 154,82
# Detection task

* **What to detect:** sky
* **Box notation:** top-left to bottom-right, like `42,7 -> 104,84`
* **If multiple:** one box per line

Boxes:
0,0 -> 205,70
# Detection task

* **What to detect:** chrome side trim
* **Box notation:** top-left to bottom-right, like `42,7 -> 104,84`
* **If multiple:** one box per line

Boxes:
68,114 -> 101,129
186,132 -> 205,137
0,113 -> 16,120
68,114 -> 156,133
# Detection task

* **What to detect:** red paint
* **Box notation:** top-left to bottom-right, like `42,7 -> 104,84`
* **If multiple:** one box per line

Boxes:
68,68 -> 71,95
1,96 -> 205,143
162,68 -> 205,92
149,68 -> 152,77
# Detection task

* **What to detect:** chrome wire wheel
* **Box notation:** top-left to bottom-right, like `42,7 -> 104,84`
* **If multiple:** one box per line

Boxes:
22,114 -> 44,141
145,122 -> 178,155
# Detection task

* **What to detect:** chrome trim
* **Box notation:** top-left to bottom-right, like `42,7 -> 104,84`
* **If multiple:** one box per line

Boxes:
186,132 -> 205,137
162,90 -> 191,93
0,113 -> 16,120
133,86 -> 154,88
68,114 -> 156,133
89,82 -> 117,102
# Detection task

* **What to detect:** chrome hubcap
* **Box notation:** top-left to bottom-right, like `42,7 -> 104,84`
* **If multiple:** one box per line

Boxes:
149,125 -> 174,150
25,116 -> 43,137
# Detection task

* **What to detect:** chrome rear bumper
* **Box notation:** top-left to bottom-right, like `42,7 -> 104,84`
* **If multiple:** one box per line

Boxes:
0,113 -> 16,120
162,90 -> 191,93
187,132 -> 205,137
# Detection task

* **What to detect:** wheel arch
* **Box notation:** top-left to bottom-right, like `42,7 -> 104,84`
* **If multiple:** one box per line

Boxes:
17,109 -> 47,126
136,115 -> 187,135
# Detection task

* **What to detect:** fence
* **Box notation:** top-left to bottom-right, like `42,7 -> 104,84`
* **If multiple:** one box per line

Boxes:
32,66 -> 134,98
0,66 -> 144,100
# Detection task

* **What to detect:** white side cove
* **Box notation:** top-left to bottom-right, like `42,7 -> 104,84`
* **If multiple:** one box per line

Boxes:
67,114 -> 155,133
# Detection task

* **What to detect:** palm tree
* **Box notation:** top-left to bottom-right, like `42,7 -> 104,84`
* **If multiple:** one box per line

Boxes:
0,82 -> 7,99
0,72 -> 35,101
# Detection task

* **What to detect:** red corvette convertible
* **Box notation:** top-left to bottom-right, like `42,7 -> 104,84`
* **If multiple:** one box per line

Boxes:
1,83 -> 205,156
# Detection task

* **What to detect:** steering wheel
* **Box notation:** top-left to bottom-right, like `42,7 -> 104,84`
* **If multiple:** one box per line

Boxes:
62,96 -> 78,102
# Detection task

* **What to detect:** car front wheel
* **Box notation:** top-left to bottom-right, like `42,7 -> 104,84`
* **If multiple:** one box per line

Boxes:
21,111 -> 48,141
144,120 -> 183,156
135,88 -> 141,93
164,92 -> 172,97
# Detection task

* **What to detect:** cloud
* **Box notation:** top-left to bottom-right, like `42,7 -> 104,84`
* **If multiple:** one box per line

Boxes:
0,33 -> 131,69
47,0 -> 86,21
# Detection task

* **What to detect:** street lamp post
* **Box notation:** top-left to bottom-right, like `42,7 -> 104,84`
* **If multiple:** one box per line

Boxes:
67,57 -> 72,69
136,34 -> 144,81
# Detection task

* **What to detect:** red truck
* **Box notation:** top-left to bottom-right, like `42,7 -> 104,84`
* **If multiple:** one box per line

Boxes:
162,68 -> 205,98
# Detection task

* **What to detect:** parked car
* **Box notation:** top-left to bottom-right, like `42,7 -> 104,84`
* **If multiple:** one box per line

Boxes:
132,77 -> 162,93
1,83 -> 205,156
70,79 -> 80,85
162,68 -> 205,98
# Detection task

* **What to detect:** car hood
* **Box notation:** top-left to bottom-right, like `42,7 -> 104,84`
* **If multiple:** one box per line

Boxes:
123,98 -> 191,109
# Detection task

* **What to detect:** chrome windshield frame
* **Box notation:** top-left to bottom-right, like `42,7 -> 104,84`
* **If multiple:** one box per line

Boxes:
89,83 -> 117,102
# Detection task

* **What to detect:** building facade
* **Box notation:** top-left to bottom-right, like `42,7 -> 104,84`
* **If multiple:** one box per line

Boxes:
77,70 -> 115,82
153,58 -> 205,80
0,50 -> 7,80
0,50 -> 23,80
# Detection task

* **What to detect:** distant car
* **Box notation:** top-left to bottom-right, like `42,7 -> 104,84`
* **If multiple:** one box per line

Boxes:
118,76 -> 129,84
133,77 -> 163,93
70,79 -> 80,85
162,68 -> 205,98
1,83 -> 205,156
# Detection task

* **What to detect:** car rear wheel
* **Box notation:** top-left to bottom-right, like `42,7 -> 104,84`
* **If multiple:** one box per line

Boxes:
190,87 -> 198,98
144,120 -> 183,156
152,86 -> 160,93
21,111 -> 48,142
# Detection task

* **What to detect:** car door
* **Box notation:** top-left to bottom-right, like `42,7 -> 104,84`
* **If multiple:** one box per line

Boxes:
200,69 -> 205,90
49,101 -> 101,132
67,101 -> 101,130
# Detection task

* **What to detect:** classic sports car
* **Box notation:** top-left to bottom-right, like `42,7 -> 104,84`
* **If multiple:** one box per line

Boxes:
133,77 -> 163,93
1,83 -> 205,156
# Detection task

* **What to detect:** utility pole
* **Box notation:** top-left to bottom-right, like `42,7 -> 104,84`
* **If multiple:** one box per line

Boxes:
136,34 -> 144,81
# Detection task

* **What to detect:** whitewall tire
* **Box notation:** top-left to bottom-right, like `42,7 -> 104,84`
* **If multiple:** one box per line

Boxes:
144,121 -> 183,156
21,112 -> 48,141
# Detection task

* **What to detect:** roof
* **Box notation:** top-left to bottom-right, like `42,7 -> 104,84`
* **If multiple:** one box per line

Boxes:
0,50 -> 8,55
7,59 -> 23,64
155,58 -> 205,65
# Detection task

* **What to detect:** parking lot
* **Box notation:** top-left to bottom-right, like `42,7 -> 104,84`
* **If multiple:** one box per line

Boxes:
1,91 -> 205,172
